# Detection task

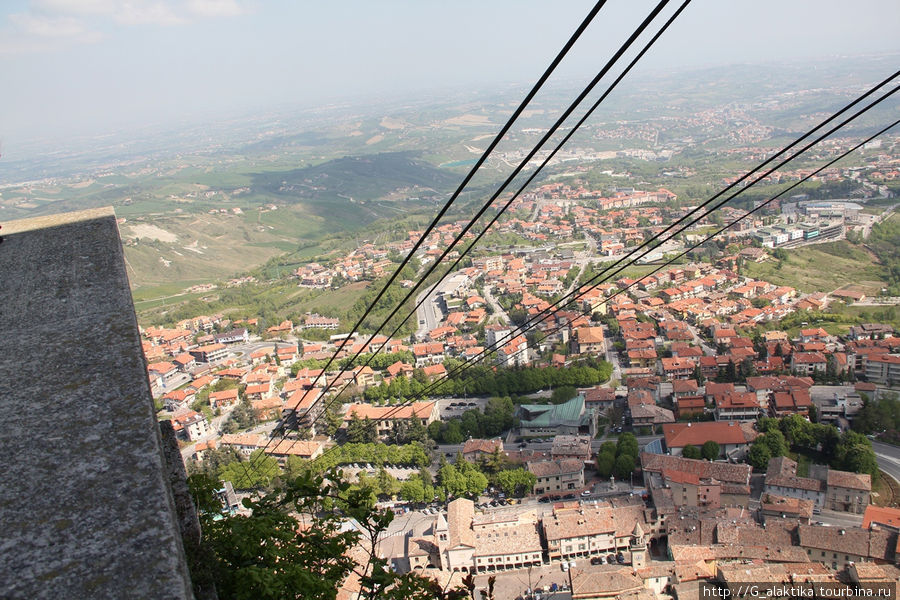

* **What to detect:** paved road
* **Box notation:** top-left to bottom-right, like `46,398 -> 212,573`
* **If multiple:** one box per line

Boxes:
414,283 -> 442,339
414,272 -> 470,339
873,441 -> 900,488
814,508 -> 864,530
851,298 -> 900,307
230,339 -> 298,358
151,372 -> 191,398
602,323 -> 622,384
483,286 -> 510,325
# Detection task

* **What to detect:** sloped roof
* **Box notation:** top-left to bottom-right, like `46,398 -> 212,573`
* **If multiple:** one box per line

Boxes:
663,421 -> 751,448
447,498 -> 475,549
641,452 -> 751,485
518,395 -> 586,427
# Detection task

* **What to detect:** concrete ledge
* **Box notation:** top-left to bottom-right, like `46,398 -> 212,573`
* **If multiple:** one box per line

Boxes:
1,206 -> 116,235
0,209 -> 195,599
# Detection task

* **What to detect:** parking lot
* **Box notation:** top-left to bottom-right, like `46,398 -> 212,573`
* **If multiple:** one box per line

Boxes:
437,396 -> 489,417
341,464 -> 418,480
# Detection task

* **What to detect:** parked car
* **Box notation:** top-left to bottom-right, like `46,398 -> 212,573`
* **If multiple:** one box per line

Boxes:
590,556 -> 603,565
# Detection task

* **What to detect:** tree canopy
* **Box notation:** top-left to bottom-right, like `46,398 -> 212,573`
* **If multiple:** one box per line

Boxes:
187,470 -> 475,600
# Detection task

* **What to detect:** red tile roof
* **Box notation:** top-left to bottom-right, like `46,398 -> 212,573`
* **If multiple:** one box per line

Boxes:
663,421 -> 752,448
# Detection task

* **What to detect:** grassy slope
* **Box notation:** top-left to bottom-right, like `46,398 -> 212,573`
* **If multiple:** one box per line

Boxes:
743,241 -> 884,294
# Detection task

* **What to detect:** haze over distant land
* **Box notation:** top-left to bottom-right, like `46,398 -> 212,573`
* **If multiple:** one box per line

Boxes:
0,0 -> 898,146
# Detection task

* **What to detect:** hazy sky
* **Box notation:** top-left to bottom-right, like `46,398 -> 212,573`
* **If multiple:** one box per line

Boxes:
1,0 -> 899,144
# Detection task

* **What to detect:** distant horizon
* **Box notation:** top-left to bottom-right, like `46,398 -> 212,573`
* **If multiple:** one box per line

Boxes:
2,49 -> 898,168
2,0 -> 899,149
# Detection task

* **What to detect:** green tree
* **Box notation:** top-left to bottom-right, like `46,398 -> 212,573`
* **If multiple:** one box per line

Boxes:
187,470 -> 471,600
614,454 -> 635,479
222,397 -> 259,434
551,386 -> 577,404
219,449 -> 281,490
616,433 -> 639,461
463,469 -> 488,497
496,468 -> 537,497
834,431 -> 879,480
427,420 -> 443,442
404,416 -> 429,445
762,429 -> 788,458
596,452 -> 616,478
437,462 -> 467,498
757,416 -> 779,433
747,441 -> 772,470
399,476 -> 426,504
347,413 -> 378,444
188,446 -> 241,478
283,456 -> 312,481
681,444 -> 702,460
481,448 -> 510,475
442,421 -> 464,445
376,468 -> 399,499
599,441 -> 617,456
701,440 -> 720,461
780,413 -> 815,449
322,401 -> 345,438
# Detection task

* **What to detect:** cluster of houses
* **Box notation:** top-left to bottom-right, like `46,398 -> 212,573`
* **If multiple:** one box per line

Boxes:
141,250 -> 899,468
377,495 -> 658,577
374,445 -> 898,600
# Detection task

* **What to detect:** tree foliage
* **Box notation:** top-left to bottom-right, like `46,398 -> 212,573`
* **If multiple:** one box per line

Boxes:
614,454 -> 636,479
346,413 -> 378,444
596,452 -> 616,478
834,431 -> 879,480
312,442 -> 430,473
187,469 -> 472,600
597,434 -> 637,478
681,444 -> 701,460
496,468 -> 537,497
853,392 -> 900,437
616,433 -> 639,462
221,397 -> 259,434
428,397 -> 517,443
747,442 -> 772,470
366,361 -> 612,402
219,449 -> 281,490
749,415 -> 877,480
701,440 -> 720,461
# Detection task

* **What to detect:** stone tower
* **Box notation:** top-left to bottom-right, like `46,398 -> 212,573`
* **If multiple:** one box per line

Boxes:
629,521 -> 647,569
